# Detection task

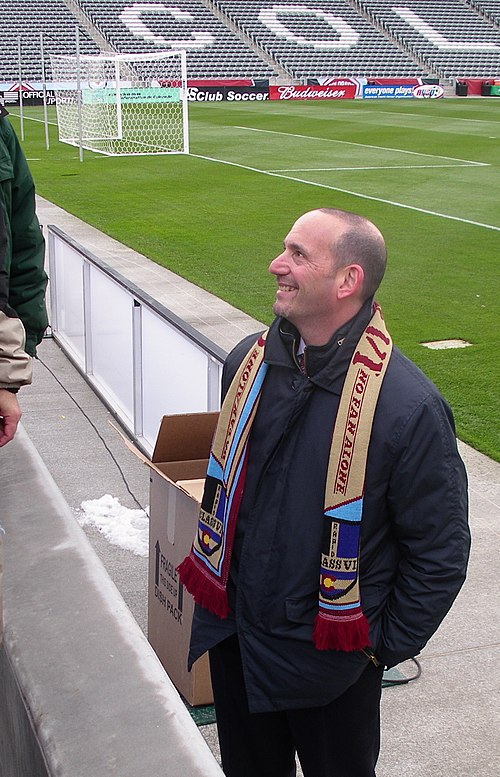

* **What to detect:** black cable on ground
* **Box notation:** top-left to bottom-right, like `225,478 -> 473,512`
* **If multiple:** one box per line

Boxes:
36,354 -> 147,512
383,657 -> 422,685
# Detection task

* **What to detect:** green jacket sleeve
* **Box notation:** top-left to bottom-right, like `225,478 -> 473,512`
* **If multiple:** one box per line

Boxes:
0,113 -> 48,356
0,194 -> 32,388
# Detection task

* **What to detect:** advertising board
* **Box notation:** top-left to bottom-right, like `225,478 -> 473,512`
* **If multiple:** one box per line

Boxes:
1,88 -> 57,106
269,84 -> 356,100
362,84 -> 415,99
187,86 -> 269,102
412,84 -> 444,98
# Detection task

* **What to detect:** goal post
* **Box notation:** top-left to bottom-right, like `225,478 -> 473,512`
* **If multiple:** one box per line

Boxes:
50,50 -> 189,156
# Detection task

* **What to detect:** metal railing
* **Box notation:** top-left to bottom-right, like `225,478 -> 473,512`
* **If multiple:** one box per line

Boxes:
47,225 -> 225,456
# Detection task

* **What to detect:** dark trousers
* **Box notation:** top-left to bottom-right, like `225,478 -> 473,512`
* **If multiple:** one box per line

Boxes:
209,634 -> 384,777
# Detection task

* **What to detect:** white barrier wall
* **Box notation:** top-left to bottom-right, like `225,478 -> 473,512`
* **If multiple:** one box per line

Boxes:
47,226 -> 225,455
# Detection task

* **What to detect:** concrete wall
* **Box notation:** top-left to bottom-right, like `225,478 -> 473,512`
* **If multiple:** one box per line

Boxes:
0,427 -> 223,777
0,648 -> 49,777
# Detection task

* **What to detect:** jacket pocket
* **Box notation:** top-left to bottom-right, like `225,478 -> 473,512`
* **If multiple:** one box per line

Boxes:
285,596 -> 317,626
360,586 -> 385,619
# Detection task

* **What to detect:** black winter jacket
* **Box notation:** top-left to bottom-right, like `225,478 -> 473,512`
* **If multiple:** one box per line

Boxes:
189,301 -> 470,713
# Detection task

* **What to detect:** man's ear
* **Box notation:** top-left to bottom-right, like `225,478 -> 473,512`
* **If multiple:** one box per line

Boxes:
337,264 -> 365,299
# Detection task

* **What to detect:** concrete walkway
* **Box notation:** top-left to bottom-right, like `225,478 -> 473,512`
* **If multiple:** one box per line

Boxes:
17,196 -> 500,776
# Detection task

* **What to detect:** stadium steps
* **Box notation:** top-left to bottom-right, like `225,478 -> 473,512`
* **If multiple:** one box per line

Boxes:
62,0 -> 117,53
200,0 -> 289,81
466,0 -> 500,28
349,0 -> 439,77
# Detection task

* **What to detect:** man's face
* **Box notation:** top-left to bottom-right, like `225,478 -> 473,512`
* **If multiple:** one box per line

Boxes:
268,211 -> 344,345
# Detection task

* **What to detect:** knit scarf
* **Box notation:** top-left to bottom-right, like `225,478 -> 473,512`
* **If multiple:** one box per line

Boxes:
178,304 -> 392,652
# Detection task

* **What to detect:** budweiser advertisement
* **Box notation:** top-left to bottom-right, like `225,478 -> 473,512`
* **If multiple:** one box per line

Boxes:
270,82 -> 357,100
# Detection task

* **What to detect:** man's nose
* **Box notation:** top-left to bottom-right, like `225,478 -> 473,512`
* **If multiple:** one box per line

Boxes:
269,252 -> 287,275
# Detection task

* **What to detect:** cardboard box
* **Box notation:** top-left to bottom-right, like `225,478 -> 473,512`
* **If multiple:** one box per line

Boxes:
147,412 -> 219,706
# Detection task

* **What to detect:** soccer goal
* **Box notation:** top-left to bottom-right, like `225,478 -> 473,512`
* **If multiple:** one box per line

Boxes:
50,50 -> 189,156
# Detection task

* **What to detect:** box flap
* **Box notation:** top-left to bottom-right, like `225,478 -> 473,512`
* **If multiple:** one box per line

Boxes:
151,461 -> 208,500
161,460 -> 208,482
152,412 -> 219,464
177,479 -> 206,502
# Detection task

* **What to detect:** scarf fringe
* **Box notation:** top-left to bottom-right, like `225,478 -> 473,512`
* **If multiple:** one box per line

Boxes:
313,611 -> 371,652
177,555 -> 230,619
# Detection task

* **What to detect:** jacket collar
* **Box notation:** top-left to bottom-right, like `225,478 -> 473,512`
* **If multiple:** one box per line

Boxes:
264,298 -> 375,394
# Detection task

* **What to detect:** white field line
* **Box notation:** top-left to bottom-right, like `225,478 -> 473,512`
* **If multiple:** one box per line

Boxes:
190,152 -> 500,232
9,113 -> 172,156
12,112 -> 498,230
9,113 -> 58,125
375,110 -> 500,124
268,164 -> 480,172
11,107 -> 498,127
234,125 -> 488,166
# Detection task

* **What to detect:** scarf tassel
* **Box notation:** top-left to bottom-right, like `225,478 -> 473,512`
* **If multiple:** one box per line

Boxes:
177,555 -> 230,619
313,611 -> 371,652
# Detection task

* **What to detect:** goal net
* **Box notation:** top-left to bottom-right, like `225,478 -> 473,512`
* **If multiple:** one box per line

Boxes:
50,50 -> 189,156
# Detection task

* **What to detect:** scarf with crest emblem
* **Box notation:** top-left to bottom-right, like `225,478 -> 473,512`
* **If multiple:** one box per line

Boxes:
178,303 -> 392,651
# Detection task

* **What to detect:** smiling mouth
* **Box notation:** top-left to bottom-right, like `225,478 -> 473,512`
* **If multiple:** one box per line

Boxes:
277,283 -> 297,292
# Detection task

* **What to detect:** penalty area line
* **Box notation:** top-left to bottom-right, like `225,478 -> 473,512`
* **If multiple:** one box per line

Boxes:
268,163 -> 485,172
7,112 -> 58,126
190,153 -> 500,232
234,126 -> 488,167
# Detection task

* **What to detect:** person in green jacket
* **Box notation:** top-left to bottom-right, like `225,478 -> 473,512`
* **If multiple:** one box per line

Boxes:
0,104 -> 48,356
0,104 -> 48,446
0,202 -> 32,446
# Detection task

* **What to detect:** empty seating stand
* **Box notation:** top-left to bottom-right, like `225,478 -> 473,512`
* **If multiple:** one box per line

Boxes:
1,2 -> 498,108
77,0 -> 277,79
215,0 -> 427,79
356,0 -> 500,78
0,0 -> 99,82
468,0 -> 500,25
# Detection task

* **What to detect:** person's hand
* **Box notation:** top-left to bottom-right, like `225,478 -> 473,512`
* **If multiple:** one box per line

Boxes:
0,388 -> 22,447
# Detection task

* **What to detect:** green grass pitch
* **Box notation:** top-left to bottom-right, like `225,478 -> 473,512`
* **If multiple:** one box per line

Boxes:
10,98 -> 499,460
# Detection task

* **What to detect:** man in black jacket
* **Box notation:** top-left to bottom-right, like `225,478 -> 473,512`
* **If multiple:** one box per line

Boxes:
181,208 -> 470,777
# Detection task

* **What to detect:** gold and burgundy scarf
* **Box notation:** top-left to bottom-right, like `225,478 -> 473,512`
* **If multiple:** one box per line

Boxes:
178,304 -> 392,651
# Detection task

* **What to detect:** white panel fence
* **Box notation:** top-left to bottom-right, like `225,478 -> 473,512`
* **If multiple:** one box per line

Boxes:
47,225 -> 224,456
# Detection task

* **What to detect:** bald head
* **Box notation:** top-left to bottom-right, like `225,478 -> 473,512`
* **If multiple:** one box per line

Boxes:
317,208 -> 387,300
269,207 -> 387,344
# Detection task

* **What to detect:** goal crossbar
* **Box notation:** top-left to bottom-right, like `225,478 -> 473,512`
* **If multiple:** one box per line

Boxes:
50,49 -> 189,156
